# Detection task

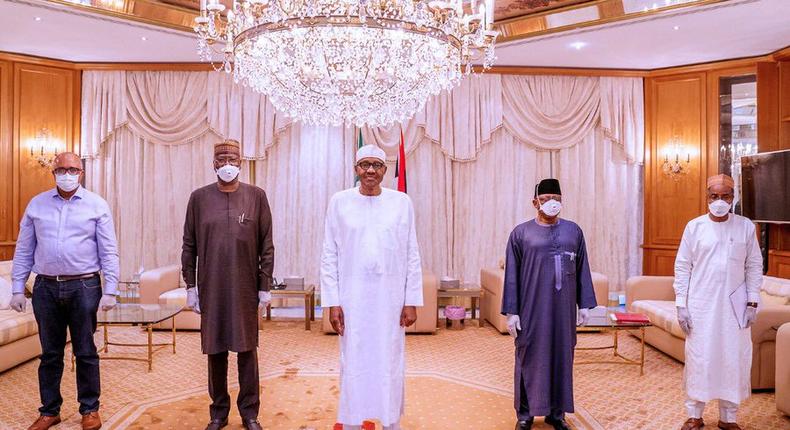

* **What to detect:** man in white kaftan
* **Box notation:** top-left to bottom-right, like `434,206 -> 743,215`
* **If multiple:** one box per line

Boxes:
674,174 -> 763,430
320,144 -> 423,430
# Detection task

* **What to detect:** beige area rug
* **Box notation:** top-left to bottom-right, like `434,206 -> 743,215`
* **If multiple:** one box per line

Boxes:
0,320 -> 787,430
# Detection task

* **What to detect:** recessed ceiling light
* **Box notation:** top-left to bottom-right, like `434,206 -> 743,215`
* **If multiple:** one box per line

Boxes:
141,36 -> 147,41
673,25 -> 680,30
570,42 -> 586,50
34,17 -> 42,21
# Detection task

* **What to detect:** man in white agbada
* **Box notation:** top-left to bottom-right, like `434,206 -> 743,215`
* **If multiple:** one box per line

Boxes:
320,144 -> 423,430
674,174 -> 763,430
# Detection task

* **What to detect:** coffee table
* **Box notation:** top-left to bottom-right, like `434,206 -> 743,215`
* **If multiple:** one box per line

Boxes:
265,285 -> 316,330
91,304 -> 183,372
436,284 -> 483,328
575,311 -> 652,375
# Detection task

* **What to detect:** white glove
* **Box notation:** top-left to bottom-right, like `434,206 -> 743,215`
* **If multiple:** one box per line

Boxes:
10,293 -> 26,313
259,291 -> 272,307
677,306 -> 692,335
506,314 -> 521,338
744,306 -> 758,328
577,308 -> 590,326
99,294 -> 117,311
186,287 -> 200,314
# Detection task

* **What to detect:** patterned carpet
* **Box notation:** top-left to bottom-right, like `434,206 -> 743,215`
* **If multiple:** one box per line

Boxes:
0,319 -> 787,430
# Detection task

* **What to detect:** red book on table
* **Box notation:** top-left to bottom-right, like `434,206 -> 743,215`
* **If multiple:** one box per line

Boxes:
612,312 -> 650,323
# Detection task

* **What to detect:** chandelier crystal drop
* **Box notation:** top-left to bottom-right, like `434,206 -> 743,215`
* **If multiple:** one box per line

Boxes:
194,0 -> 498,127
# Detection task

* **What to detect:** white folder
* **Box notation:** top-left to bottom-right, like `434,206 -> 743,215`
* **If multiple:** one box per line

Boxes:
729,282 -> 748,329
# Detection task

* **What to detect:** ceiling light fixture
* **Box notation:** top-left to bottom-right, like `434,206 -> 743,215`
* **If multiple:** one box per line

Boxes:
194,0 -> 498,127
570,41 -> 586,50
141,36 -> 147,41
34,17 -> 42,21
673,25 -> 679,30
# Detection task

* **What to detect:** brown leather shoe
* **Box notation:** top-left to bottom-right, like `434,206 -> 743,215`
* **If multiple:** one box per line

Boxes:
717,421 -> 743,430
81,411 -> 102,430
681,418 -> 704,430
27,415 -> 61,430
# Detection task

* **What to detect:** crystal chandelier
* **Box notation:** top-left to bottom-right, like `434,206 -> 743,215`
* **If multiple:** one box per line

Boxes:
194,0 -> 498,127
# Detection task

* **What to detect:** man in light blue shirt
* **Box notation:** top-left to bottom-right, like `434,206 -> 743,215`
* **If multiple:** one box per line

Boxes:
10,152 -> 119,430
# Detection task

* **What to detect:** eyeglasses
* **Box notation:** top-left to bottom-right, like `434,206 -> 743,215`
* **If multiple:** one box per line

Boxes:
357,161 -> 385,171
53,167 -> 82,175
707,193 -> 734,201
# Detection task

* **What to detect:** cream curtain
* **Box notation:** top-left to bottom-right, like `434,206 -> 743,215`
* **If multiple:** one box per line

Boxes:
81,70 -> 644,292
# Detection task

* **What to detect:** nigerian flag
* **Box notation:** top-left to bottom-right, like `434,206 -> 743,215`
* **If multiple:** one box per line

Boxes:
354,129 -> 364,186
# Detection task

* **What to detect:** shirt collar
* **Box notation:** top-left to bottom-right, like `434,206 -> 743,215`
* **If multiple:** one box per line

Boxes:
50,186 -> 85,201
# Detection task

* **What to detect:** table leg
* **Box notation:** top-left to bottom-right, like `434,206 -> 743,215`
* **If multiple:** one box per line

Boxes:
310,293 -> 315,321
104,324 -> 109,353
304,296 -> 310,331
472,297 -> 477,321
613,329 -> 619,357
640,327 -> 646,376
172,319 -> 177,354
266,303 -> 272,321
147,324 -> 153,372
436,301 -> 440,328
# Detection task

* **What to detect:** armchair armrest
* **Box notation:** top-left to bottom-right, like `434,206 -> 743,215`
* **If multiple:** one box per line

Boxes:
625,276 -> 675,310
751,305 -> 790,344
138,265 -> 181,304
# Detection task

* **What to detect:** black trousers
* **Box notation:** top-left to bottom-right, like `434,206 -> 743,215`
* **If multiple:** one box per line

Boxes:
32,275 -> 102,416
208,350 -> 260,421
517,379 -> 564,422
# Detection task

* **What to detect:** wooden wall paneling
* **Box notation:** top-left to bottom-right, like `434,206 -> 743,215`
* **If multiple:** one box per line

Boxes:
0,60 -> 11,260
647,73 -> 707,243
780,61 -> 790,149
757,62 -> 781,153
767,250 -> 790,278
644,248 -> 679,276
12,63 -> 75,241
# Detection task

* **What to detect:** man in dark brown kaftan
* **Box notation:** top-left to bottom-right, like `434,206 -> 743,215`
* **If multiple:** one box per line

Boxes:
181,140 -> 274,430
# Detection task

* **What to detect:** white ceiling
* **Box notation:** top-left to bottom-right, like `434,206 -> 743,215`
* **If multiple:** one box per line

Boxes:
0,0 -> 788,69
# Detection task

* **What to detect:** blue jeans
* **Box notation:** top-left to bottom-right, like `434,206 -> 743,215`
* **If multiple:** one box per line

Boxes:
32,275 -> 102,416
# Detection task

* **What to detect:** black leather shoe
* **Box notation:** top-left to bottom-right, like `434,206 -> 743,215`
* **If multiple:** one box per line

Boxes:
515,419 -> 533,429
205,418 -> 228,430
242,419 -> 263,430
545,416 -> 571,430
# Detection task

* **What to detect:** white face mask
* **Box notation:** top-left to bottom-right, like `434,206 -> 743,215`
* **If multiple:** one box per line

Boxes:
708,199 -> 731,217
216,165 -> 240,183
55,173 -> 80,192
539,199 -> 562,217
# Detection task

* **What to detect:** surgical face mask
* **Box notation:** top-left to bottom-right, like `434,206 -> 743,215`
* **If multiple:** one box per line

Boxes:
539,199 -> 562,217
708,199 -> 731,217
216,164 -> 240,183
55,173 -> 80,192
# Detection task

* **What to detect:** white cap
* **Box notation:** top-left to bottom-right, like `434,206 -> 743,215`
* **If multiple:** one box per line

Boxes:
356,144 -> 386,163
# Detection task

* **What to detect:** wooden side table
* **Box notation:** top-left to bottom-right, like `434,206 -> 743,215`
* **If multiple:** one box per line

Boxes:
436,285 -> 484,328
265,285 -> 316,330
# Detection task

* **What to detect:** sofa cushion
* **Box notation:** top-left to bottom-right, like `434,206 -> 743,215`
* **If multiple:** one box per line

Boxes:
159,288 -> 187,306
631,300 -> 686,340
0,277 -> 11,310
762,276 -> 790,299
0,301 -> 37,346
760,291 -> 788,306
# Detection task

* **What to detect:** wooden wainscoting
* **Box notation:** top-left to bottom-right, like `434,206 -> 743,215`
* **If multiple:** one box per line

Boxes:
767,250 -> 790,278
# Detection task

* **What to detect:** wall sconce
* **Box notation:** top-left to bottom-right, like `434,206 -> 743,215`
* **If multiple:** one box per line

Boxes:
29,128 -> 59,169
662,137 -> 691,181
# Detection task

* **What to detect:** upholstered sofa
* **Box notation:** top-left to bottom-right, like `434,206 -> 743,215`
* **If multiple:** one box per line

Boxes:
138,264 -> 200,330
321,272 -> 439,334
480,261 -> 610,334
626,275 -> 790,390
777,323 -> 790,415
0,260 -> 40,373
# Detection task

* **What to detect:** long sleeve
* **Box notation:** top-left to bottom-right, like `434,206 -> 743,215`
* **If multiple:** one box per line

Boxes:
501,230 -> 520,316
320,196 -> 340,308
404,197 -> 423,306
575,230 -> 597,309
181,192 -> 198,288
257,190 -> 274,292
11,209 -> 37,294
95,200 -> 120,296
744,222 -> 763,304
673,224 -> 694,307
